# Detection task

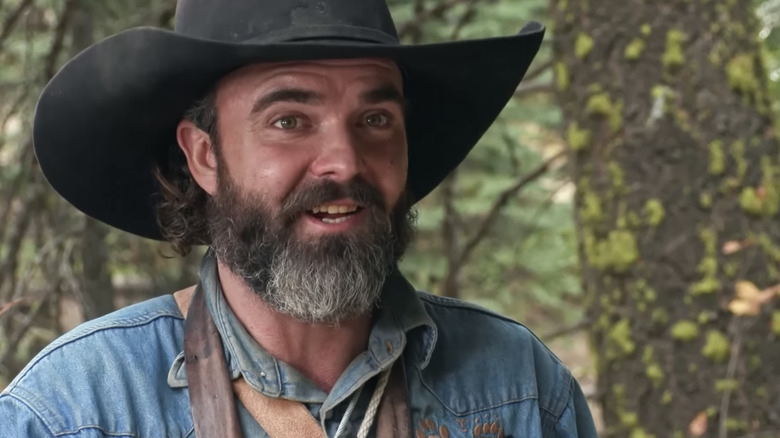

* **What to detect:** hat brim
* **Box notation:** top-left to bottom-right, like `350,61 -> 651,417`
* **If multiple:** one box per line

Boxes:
33,23 -> 545,241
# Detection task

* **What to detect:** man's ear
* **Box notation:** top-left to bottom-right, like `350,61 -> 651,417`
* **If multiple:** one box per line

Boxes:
177,119 -> 218,195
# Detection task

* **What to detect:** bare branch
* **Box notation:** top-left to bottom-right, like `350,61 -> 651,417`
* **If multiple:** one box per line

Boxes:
541,317 -> 591,341
0,288 -> 56,368
0,0 -> 35,54
398,0 -> 464,40
0,92 -> 30,159
457,150 -> 566,269
43,0 -> 78,80
513,81 -> 555,100
448,0 -> 482,40
0,142 -> 33,245
0,297 -> 27,317
0,172 -> 44,301
157,3 -> 176,28
523,59 -> 553,83
718,326 -> 743,438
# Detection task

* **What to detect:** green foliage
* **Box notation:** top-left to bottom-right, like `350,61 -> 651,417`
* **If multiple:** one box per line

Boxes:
397,0 -> 581,327
671,321 -> 700,342
702,330 -> 731,362
575,33 -> 595,59
662,29 -> 686,71
625,39 -> 646,61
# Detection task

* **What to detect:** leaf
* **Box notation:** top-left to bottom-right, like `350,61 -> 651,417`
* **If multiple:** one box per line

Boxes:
735,280 -> 762,301
689,411 -> 708,437
722,240 -> 750,255
729,281 -> 779,316
0,297 -> 26,317
728,299 -> 759,316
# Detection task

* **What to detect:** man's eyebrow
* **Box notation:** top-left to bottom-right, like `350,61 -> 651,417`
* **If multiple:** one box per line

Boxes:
251,88 -> 324,114
360,83 -> 405,107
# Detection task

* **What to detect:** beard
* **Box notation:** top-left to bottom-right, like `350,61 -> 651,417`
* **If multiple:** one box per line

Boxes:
206,171 -> 416,325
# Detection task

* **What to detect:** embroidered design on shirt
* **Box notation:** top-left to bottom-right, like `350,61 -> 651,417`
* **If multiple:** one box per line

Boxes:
472,414 -> 505,438
416,418 -> 450,438
456,418 -> 470,432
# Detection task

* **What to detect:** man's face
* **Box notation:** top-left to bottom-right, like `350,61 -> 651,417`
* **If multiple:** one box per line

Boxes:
213,58 -> 408,231
187,59 -> 414,323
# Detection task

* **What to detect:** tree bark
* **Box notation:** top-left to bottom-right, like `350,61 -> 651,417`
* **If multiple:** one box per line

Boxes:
553,1 -> 780,437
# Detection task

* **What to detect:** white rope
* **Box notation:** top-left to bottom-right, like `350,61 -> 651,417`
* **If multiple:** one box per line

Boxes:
356,367 -> 392,438
334,389 -> 362,438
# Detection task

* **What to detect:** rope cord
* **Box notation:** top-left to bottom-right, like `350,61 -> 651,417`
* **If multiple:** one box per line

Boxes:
333,389 -> 362,438
332,367 -> 392,438
357,367 -> 391,438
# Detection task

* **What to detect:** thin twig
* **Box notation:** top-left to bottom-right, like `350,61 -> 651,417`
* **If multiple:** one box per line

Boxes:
157,3 -> 176,28
718,327 -> 743,438
456,150 -> 566,269
0,187 -> 42,301
523,59 -> 553,83
43,0 -> 78,80
397,0 -> 464,40
0,288 -> 56,367
448,0 -> 482,40
0,143 -> 34,259
514,81 -> 555,100
0,87 -> 31,157
0,0 -> 35,54
0,238 -> 64,367
541,317 -> 591,341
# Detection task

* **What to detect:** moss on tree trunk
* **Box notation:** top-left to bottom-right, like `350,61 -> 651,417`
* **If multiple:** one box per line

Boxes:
552,0 -> 780,436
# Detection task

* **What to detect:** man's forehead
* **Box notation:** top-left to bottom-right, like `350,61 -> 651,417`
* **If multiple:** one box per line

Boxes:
219,57 -> 402,88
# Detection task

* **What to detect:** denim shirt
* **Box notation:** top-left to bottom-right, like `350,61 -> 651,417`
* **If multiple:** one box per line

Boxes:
1,253 -> 598,437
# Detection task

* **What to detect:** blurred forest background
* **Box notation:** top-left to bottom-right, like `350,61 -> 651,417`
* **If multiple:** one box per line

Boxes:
2,0 -> 780,437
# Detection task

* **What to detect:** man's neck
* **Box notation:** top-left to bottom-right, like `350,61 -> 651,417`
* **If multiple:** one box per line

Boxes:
216,262 -> 371,392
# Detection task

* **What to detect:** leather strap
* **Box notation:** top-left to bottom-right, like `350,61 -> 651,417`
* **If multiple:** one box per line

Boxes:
181,284 -> 243,438
175,285 -> 412,438
233,378 -> 325,437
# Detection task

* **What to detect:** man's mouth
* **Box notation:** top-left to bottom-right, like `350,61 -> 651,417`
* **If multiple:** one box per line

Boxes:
307,203 -> 363,224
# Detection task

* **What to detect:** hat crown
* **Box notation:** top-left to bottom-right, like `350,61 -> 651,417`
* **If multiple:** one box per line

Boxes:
174,0 -> 399,44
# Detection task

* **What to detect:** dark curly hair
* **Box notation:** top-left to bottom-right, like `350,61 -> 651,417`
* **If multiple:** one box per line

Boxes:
153,91 -> 218,256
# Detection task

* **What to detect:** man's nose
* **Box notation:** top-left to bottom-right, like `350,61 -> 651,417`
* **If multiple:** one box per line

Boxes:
309,123 -> 364,181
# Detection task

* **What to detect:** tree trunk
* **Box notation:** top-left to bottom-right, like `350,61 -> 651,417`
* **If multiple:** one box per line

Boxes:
552,1 -> 780,437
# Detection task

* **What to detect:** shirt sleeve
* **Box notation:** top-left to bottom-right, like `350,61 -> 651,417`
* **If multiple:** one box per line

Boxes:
0,393 -> 55,437
552,378 -> 600,438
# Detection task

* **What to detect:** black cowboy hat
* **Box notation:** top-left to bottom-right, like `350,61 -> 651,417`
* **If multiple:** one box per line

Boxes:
33,0 -> 544,241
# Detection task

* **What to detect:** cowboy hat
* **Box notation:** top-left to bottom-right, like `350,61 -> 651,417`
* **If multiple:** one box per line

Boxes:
32,0 -> 544,240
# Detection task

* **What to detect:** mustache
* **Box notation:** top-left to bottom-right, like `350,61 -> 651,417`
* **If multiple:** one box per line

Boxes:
279,177 -> 387,221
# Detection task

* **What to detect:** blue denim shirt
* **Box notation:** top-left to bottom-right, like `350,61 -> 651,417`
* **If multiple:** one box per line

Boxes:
1,253 -> 598,437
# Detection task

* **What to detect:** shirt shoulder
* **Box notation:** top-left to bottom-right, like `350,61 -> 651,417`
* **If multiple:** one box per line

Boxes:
415,291 -> 574,420
0,295 -> 193,437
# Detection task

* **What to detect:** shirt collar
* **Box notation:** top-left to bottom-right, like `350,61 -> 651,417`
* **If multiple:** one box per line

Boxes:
167,250 -> 438,402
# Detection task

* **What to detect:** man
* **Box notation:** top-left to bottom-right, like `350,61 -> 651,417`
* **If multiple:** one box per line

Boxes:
0,0 -> 598,437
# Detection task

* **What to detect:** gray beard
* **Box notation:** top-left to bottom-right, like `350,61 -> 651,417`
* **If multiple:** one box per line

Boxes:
261,228 -> 395,324
207,175 -> 415,325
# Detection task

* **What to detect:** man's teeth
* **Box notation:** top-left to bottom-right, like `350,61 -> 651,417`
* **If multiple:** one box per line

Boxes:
311,204 -> 358,214
321,216 -> 350,224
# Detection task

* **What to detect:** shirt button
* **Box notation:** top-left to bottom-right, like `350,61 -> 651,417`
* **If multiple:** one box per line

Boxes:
260,371 -> 266,378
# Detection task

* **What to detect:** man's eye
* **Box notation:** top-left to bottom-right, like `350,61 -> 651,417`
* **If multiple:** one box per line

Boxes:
273,116 -> 300,129
365,113 -> 389,127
